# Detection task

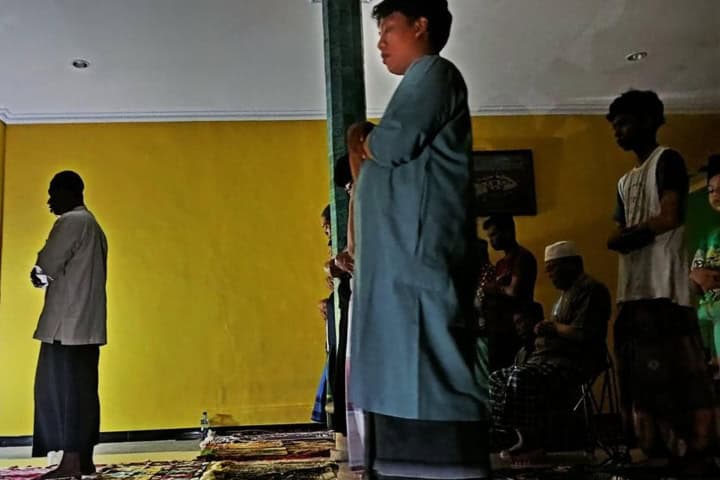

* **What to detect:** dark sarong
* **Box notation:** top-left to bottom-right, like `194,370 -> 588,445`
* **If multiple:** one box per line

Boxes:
311,364 -> 328,425
32,342 -> 100,457
364,412 -> 489,480
487,331 -> 523,373
614,299 -> 716,417
482,293 -> 524,372
325,277 -> 351,434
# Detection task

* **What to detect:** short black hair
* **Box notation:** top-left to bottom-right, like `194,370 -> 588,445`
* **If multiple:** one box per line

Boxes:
334,154 -> 352,189
372,0 -> 453,53
606,90 -> 666,130
321,205 -> 331,224
50,170 -> 84,195
483,214 -> 515,234
704,154 -> 720,182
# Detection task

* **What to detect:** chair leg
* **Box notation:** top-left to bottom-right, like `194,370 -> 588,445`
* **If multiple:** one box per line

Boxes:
581,384 -> 597,457
580,365 -> 631,464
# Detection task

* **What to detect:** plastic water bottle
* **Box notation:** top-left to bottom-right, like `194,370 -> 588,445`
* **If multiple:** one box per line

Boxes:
200,411 -> 210,439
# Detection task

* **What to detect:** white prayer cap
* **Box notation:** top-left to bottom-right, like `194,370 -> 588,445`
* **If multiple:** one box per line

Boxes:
544,241 -> 580,262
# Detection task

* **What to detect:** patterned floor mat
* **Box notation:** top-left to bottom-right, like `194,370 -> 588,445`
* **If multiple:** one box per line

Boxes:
0,466 -> 50,480
97,460 -> 211,479
0,460 -> 337,480
202,460 -> 336,480
199,431 -> 334,462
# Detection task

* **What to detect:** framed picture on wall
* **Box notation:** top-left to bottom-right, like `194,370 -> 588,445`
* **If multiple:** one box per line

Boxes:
471,149 -> 537,216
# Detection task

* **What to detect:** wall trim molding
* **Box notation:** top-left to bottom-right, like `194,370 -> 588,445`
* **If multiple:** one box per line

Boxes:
2,102 -> 719,124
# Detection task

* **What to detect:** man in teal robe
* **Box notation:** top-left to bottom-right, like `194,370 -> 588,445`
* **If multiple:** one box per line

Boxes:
346,1 -> 488,478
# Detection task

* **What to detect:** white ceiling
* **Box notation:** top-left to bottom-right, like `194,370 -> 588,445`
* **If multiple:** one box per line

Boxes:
0,0 -> 718,124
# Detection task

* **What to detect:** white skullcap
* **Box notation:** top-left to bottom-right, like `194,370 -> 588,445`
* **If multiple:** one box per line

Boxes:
544,241 -> 580,262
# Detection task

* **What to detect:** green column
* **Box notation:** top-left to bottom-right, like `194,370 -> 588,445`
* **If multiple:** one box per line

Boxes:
322,0 -> 367,254
321,0 -> 367,435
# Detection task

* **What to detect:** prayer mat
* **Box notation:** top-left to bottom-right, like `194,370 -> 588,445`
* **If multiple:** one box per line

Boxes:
199,431 -> 334,461
0,466 -> 51,480
0,460 -> 336,480
201,460 -> 337,480
97,460 -> 210,479
202,430 -> 333,445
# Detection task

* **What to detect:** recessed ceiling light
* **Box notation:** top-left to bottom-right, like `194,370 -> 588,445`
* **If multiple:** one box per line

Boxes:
626,51 -> 648,62
72,59 -> 90,69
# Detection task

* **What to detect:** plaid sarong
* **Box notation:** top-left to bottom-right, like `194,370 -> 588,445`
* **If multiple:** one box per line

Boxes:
490,362 -> 580,441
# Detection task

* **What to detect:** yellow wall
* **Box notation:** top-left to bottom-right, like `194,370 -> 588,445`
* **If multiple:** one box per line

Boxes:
472,114 -> 720,316
0,122 -> 330,435
0,114 -> 719,436
0,120 -> 5,270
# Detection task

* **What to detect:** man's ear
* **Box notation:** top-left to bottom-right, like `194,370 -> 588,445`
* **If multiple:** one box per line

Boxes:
414,17 -> 429,39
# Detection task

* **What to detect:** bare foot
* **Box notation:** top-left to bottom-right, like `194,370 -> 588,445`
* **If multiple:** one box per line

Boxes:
41,452 -> 82,479
499,447 -> 546,467
41,467 -> 81,479
498,429 -> 546,467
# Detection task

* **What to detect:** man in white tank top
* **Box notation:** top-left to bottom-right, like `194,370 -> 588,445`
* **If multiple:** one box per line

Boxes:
607,90 -> 717,472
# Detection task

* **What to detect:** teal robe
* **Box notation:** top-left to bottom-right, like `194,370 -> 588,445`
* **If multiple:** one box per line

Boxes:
350,55 -> 487,421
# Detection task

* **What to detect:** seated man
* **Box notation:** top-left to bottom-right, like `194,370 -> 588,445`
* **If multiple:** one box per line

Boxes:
490,241 -> 611,463
483,215 -> 538,371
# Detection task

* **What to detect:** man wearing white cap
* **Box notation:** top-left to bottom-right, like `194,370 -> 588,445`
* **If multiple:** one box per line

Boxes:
538,242 -> 611,377
490,241 -> 610,464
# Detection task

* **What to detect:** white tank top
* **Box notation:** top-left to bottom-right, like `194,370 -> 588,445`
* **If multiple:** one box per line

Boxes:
616,146 -> 691,306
